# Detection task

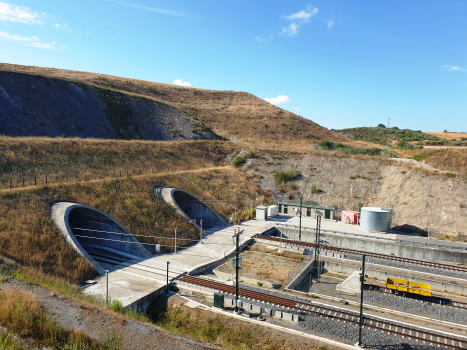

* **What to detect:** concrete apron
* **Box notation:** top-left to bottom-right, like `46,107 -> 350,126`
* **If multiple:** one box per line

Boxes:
321,256 -> 467,296
83,225 -> 255,312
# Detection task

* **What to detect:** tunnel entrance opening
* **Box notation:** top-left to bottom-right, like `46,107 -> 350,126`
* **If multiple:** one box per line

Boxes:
172,190 -> 226,229
67,206 -> 151,271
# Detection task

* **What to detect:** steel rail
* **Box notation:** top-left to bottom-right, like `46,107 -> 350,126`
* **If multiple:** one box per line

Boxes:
179,275 -> 467,350
254,234 -> 467,274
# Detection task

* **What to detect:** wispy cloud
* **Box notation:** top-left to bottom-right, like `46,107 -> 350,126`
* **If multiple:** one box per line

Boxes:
294,107 -> 299,110
280,4 -> 318,37
0,1 -> 42,24
265,95 -> 291,105
110,0 -> 185,17
255,32 -> 274,42
326,20 -> 334,30
0,31 -> 56,49
53,22 -> 68,30
444,65 -> 466,72
173,79 -> 191,87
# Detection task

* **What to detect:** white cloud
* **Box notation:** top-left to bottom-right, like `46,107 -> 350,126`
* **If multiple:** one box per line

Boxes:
173,79 -> 191,87
0,2 -> 42,24
264,95 -> 291,105
326,20 -> 334,30
283,5 -> 318,22
280,4 -> 318,37
444,65 -> 466,72
281,23 -> 299,37
111,1 -> 185,17
255,32 -> 274,42
0,31 -> 56,49
53,22 -> 68,30
294,107 -> 299,110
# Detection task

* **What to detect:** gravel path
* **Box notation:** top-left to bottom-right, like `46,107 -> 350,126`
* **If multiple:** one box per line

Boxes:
342,253 -> 467,280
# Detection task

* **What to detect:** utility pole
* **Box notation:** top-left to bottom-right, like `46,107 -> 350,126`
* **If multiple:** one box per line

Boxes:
200,219 -> 203,244
166,261 -> 170,294
299,195 -> 302,241
357,254 -> 366,347
235,229 -> 240,314
105,270 -> 109,308
313,215 -> 322,281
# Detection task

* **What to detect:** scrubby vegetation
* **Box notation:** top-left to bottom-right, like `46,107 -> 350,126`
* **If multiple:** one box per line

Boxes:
0,288 -> 123,349
273,170 -> 301,183
334,125 -> 467,147
317,140 -> 384,156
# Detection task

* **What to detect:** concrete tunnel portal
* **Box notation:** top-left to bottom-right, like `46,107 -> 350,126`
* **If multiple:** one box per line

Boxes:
159,187 -> 228,229
50,202 -> 152,275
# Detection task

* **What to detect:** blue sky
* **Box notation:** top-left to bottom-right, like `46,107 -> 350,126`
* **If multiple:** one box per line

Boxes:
1,1 -> 466,132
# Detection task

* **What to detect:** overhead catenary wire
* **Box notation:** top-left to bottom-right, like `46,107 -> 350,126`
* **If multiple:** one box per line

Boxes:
73,234 -> 243,246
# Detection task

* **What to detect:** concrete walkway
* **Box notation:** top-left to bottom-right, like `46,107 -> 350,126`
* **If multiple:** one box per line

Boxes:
84,221 -> 269,310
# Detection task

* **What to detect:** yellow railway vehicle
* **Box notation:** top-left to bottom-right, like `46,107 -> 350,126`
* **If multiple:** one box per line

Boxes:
386,278 -> 431,297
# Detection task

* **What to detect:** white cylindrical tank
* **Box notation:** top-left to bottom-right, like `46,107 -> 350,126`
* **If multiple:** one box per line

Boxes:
360,207 -> 392,232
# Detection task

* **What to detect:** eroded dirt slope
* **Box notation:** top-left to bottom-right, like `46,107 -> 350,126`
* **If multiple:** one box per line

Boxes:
244,152 -> 467,237
0,71 -> 217,141
0,63 -> 347,144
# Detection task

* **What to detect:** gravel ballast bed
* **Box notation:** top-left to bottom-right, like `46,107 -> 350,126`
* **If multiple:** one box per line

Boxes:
217,280 -> 465,349
364,290 -> 467,324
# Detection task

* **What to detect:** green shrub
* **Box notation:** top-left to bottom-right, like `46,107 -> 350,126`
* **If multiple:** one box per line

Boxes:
274,170 -> 300,183
246,151 -> 255,158
319,140 -> 333,149
290,183 -> 297,190
253,166 -> 259,171
401,171 -> 406,174
445,173 -> 456,178
257,282 -> 263,287
310,185 -> 321,194
460,203 -> 465,209
232,156 -> 246,167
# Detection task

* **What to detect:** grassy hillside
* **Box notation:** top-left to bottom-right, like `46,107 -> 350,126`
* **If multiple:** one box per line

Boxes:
0,138 -> 231,184
0,63 -> 347,144
0,167 -> 267,283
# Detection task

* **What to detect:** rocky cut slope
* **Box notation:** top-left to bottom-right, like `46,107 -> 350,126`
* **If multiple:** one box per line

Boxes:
0,70 -> 219,141
1,63 -> 347,143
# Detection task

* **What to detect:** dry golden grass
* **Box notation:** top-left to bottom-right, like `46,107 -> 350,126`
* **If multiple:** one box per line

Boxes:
0,137 -> 231,181
405,148 -> 467,174
1,63 -> 348,144
426,132 -> 467,141
0,167 -> 267,283
156,303 -> 326,350
0,288 -> 115,349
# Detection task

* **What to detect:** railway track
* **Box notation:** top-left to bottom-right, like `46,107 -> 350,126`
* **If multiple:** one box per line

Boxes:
255,233 -> 467,274
179,275 -> 467,349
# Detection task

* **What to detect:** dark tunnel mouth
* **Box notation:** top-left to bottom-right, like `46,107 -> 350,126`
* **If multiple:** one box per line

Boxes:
67,207 -> 147,266
172,190 -> 226,228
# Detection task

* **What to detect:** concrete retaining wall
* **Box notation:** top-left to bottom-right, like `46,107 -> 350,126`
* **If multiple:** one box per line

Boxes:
274,227 -> 467,264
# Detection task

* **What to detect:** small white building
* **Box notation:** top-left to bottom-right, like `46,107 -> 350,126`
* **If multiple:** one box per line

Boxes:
267,205 -> 279,217
256,206 -> 268,220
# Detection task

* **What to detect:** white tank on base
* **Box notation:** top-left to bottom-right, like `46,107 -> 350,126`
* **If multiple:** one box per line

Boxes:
360,207 -> 392,232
